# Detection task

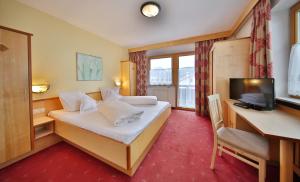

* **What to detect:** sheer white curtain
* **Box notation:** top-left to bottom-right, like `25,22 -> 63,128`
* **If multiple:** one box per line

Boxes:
288,44 -> 300,96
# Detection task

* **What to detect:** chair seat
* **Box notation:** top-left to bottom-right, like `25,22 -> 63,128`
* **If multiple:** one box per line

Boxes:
217,127 -> 269,160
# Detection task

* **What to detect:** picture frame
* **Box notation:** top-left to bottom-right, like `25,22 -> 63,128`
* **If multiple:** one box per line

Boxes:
76,52 -> 103,81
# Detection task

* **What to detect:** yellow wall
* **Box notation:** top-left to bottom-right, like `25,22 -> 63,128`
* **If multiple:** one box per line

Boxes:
0,0 -> 128,100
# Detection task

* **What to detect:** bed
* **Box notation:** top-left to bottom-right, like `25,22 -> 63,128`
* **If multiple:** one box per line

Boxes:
37,92 -> 171,176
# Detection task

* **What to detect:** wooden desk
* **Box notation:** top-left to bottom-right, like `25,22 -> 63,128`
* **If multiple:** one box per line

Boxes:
226,100 -> 300,182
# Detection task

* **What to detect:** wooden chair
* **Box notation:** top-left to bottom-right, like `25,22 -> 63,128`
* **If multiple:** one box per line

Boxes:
207,94 -> 269,182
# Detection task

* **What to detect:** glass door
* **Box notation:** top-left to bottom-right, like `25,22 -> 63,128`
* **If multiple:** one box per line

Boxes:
177,55 -> 195,108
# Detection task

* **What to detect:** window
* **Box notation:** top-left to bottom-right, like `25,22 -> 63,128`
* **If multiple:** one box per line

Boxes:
298,12 -> 300,43
149,58 -> 172,85
288,44 -> 300,97
178,55 -> 195,108
289,2 -> 300,98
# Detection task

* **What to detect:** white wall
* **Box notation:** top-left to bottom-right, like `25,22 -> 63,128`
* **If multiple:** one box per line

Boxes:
233,15 -> 253,39
0,0 -> 128,100
271,9 -> 291,97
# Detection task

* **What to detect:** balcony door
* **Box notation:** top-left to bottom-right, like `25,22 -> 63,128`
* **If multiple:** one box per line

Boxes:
177,55 -> 195,109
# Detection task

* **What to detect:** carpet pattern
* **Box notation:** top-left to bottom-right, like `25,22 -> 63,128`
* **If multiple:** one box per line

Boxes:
0,110 -> 278,182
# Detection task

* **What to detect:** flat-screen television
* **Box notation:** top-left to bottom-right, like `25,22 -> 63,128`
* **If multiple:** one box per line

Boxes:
230,78 -> 275,110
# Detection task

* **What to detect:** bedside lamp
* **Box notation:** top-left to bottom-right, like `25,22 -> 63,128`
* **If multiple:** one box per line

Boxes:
32,81 -> 50,94
114,79 -> 121,88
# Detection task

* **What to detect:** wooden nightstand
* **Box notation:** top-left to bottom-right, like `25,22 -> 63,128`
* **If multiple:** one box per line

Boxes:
33,116 -> 54,140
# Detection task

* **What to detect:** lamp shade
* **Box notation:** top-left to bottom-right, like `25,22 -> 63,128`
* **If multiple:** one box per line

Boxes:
141,2 -> 160,17
288,44 -> 300,97
32,81 -> 50,94
114,80 -> 121,87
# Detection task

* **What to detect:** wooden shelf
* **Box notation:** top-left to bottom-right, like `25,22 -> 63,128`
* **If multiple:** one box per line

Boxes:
35,129 -> 53,140
33,116 -> 54,127
33,116 -> 54,140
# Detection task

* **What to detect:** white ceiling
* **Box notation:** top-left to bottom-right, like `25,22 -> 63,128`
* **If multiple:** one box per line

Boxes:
17,0 -> 250,48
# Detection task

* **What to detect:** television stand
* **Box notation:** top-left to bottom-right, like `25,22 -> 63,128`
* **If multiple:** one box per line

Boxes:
233,102 -> 250,109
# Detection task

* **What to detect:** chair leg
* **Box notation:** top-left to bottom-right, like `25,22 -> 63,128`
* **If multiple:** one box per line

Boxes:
258,159 -> 266,182
210,141 -> 218,170
218,145 -> 223,157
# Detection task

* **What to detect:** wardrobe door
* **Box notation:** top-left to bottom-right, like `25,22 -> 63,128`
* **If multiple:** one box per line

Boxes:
120,61 -> 130,96
211,38 -> 250,126
120,61 -> 136,96
0,28 -> 31,163
129,62 -> 136,96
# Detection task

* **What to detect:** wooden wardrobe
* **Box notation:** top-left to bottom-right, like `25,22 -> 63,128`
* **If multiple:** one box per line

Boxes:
120,61 -> 136,96
0,26 -> 33,164
209,38 -> 250,126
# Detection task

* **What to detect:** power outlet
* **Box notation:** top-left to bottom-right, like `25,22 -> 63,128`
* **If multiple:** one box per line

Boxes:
33,108 -> 46,115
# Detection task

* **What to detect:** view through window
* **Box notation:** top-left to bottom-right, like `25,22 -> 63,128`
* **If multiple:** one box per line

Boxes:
178,55 -> 195,108
149,58 -> 172,85
298,12 -> 300,43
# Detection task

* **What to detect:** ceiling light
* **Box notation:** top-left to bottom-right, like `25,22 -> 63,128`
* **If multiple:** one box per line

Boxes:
141,2 -> 160,18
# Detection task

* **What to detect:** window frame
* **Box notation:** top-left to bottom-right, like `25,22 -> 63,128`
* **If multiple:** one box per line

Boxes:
148,56 -> 173,86
177,54 -> 196,109
290,2 -> 300,45
148,51 -> 195,110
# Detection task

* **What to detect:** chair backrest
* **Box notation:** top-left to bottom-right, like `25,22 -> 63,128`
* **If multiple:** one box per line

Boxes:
207,94 -> 224,134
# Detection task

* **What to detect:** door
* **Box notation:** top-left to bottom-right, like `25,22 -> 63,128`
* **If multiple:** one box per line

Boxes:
0,28 -> 31,163
177,55 -> 195,109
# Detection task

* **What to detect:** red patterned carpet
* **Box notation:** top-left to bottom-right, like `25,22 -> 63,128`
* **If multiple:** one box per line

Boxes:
0,110 -> 279,182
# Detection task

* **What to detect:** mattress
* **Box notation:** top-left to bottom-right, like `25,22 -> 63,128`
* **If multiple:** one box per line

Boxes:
49,101 -> 171,144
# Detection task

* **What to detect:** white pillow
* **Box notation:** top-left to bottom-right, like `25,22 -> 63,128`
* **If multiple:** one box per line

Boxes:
80,94 -> 97,113
100,87 -> 121,101
59,91 -> 83,112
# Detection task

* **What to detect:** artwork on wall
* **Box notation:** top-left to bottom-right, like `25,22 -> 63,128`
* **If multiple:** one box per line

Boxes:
76,52 -> 103,81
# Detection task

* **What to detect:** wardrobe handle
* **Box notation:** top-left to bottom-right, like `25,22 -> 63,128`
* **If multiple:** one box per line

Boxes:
24,89 -> 27,101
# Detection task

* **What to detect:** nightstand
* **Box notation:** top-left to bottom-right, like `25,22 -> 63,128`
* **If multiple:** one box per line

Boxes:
33,116 -> 54,140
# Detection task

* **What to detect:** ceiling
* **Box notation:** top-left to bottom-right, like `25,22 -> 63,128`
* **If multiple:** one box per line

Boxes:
17,0 -> 250,48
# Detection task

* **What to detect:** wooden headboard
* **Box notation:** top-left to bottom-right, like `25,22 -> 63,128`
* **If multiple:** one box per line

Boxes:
32,91 -> 102,118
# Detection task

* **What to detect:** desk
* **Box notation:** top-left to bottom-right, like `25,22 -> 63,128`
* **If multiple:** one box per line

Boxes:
226,100 -> 300,182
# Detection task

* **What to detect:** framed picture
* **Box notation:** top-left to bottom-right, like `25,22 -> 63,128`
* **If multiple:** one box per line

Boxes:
76,52 -> 103,81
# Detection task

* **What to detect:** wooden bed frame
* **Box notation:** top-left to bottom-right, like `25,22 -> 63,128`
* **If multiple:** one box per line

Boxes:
33,92 -> 171,176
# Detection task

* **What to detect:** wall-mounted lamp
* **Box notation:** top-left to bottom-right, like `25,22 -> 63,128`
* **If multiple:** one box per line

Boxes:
114,80 -> 122,87
32,81 -> 50,94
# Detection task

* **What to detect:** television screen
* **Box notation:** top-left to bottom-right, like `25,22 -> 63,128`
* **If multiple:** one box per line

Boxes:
230,78 -> 275,110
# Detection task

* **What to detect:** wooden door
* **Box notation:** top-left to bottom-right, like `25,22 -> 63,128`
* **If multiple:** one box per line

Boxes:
0,28 -> 32,163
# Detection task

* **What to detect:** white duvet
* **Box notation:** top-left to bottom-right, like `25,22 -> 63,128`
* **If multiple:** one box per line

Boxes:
99,100 -> 144,126
49,101 -> 170,144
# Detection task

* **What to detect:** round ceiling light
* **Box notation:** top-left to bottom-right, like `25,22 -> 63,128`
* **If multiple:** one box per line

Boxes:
141,1 -> 160,18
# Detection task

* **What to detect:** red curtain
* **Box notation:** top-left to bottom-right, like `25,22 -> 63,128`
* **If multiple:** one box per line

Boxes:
129,51 -> 148,96
195,39 -> 223,116
250,0 -> 272,78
